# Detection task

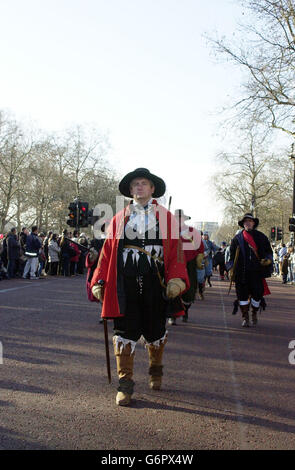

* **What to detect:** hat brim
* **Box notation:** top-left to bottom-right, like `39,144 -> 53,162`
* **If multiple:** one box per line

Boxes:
238,217 -> 259,228
119,169 -> 166,198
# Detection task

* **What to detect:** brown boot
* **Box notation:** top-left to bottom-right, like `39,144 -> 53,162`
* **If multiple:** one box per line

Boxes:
240,303 -> 250,327
147,337 -> 167,390
251,306 -> 259,326
113,338 -> 135,406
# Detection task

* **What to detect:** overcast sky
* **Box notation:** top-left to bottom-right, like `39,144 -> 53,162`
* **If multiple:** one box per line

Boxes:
0,0 -> 245,223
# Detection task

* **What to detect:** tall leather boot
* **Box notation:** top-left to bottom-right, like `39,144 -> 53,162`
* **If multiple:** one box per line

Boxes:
251,305 -> 259,326
240,303 -> 250,327
113,338 -> 135,406
147,337 -> 168,390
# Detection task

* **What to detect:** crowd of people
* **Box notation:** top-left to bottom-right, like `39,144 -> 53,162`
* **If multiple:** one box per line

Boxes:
272,242 -> 295,284
0,226 -> 90,280
1,225 -> 292,289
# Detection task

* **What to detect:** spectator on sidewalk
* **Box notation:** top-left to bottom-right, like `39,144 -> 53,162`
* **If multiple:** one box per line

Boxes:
7,227 -> 20,279
19,227 -> 29,253
59,229 -> 72,276
43,231 -> 52,274
279,244 -> 287,276
1,233 -> 8,268
37,233 -> 46,277
22,226 -> 42,280
77,233 -> 88,274
70,241 -> 80,276
48,233 -> 60,275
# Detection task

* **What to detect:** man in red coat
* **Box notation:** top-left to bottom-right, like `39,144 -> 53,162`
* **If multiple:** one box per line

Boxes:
168,209 -> 201,325
91,168 -> 189,406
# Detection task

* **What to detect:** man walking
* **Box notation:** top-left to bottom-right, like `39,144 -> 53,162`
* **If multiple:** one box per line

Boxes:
91,168 -> 189,406
227,213 -> 273,327
202,232 -> 216,287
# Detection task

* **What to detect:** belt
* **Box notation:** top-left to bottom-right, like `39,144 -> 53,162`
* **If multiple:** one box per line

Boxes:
124,244 -> 165,288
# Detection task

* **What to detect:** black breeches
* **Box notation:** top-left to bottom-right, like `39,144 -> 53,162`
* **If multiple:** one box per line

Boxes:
219,263 -> 225,276
235,273 -> 264,302
113,273 -> 167,343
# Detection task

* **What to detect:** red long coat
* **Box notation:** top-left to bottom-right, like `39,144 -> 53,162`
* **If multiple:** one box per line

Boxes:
91,200 -> 190,319
180,226 -> 202,262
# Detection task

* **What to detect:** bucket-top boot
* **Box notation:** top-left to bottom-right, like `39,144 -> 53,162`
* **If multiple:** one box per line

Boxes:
113,338 -> 135,406
147,337 -> 168,390
240,303 -> 250,327
251,305 -> 259,326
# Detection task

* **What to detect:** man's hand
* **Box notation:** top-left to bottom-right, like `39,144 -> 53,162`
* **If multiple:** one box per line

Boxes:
166,278 -> 186,299
260,258 -> 272,267
92,284 -> 104,301
196,253 -> 204,269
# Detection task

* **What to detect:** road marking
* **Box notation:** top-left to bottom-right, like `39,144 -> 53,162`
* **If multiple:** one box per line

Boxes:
0,284 -> 43,293
0,277 -> 70,294
218,282 -> 249,450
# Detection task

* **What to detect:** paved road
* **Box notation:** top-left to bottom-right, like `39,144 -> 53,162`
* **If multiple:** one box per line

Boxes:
0,273 -> 294,450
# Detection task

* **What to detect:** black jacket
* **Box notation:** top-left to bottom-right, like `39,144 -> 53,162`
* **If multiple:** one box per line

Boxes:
7,234 -> 20,260
227,229 -> 273,282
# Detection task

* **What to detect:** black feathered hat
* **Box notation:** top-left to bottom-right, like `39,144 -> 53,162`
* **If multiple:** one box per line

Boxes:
119,168 -> 166,198
238,213 -> 259,228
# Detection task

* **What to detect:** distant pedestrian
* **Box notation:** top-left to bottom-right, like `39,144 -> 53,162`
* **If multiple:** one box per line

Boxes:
48,233 -> 60,275
59,229 -> 73,276
7,228 -> 20,279
43,231 -> 53,274
77,233 -> 88,274
22,226 -> 42,280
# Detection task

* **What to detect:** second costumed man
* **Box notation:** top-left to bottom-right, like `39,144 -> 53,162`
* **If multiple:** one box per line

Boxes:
91,168 -> 189,406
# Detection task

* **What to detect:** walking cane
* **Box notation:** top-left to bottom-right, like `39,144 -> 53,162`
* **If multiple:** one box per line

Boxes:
103,319 -> 112,384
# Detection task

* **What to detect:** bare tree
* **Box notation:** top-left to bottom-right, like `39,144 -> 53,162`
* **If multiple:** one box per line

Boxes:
212,130 -> 280,224
208,0 -> 295,138
57,125 -> 110,199
0,111 -> 120,233
0,111 -> 32,232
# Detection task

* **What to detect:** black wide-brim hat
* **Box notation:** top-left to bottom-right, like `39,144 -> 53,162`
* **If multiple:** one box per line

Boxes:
238,213 -> 259,228
119,168 -> 166,198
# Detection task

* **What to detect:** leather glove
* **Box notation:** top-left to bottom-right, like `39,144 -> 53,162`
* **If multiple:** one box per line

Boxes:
88,247 -> 99,264
196,253 -> 204,269
260,258 -> 272,267
166,278 -> 186,299
92,284 -> 104,301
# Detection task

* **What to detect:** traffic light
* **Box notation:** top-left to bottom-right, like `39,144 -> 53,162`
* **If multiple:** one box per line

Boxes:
289,217 -> 295,232
270,227 -> 276,241
67,202 -> 77,227
276,227 -> 283,241
78,202 -> 89,227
